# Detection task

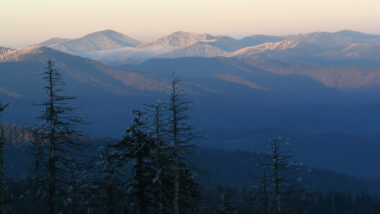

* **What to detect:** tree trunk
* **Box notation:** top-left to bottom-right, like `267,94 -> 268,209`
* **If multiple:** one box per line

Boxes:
48,61 -> 57,214
171,83 -> 180,214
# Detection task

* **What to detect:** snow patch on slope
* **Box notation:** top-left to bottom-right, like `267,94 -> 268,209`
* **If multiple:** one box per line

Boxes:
229,40 -> 299,57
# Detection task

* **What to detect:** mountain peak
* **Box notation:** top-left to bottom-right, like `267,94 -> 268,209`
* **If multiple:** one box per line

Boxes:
167,31 -> 215,40
96,29 -> 117,33
170,30 -> 193,35
83,29 -> 124,38
40,30 -> 141,53
142,31 -> 216,48
168,30 -> 206,37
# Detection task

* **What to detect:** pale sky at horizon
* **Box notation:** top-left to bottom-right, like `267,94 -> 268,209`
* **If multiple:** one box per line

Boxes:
1,0 -> 379,48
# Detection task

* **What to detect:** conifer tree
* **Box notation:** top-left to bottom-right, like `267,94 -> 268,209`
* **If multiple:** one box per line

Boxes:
269,136 -> 296,214
113,110 -> 155,214
37,60 -> 83,214
145,102 -> 172,214
167,79 -> 200,214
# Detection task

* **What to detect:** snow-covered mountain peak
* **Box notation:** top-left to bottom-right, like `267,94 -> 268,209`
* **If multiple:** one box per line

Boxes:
229,40 -> 298,57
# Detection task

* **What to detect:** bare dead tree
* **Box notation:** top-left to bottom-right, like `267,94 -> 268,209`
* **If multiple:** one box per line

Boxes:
37,60 -> 83,214
145,103 -> 165,214
146,101 -> 185,214
269,136 -> 296,214
167,79 -> 200,214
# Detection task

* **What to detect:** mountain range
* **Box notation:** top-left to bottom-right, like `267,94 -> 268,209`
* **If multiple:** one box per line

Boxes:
2,29 -> 380,179
34,29 -> 380,90
37,29 -> 380,65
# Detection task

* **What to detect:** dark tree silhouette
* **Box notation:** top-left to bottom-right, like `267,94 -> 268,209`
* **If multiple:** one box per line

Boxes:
269,136 -> 298,214
145,102 -> 173,214
167,79 -> 200,214
113,110 -> 155,214
37,60 -> 83,214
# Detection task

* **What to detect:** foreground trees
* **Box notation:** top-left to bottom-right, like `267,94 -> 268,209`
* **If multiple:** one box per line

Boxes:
24,64 -> 201,214
110,79 -> 200,214
2,58 -> 380,214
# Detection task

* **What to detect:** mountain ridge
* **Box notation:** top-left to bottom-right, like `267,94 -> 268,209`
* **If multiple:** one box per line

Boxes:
44,29 -> 142,53
36,29 -> 380,64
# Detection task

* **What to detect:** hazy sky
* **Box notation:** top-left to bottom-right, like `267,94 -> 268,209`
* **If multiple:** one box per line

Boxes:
1,0 -> 380,48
